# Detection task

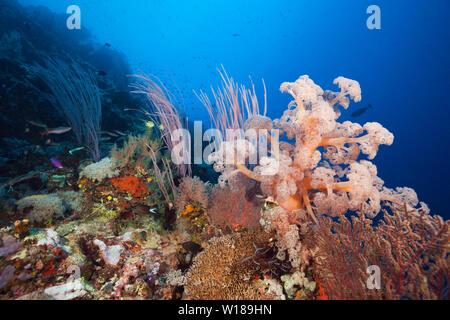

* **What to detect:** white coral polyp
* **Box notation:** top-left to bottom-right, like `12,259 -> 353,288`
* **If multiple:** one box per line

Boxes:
358,122 -> 394,159
310,100 -> 336,134
256,156 -> 280,176
364,122 -> 394,145
311,167 -> 336,189
333,76 -> 362,103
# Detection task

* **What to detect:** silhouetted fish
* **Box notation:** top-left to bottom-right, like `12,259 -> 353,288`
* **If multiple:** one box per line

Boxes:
96,70 -> 107,76
104,43 -> 111,47
351,104 -> 373,117
232,33 -> 240,37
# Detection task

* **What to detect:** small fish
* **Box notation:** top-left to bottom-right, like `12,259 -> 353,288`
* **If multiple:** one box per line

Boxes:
158,124 -> 165,131
96,70 -> 107,76
45,139 -> 52,145
104,43 -> 111,47
50,158 -> 63,168
181,241 -> 202,254
145,121 -> 155,129
232,33 -> 240,37
69,147 -> 85,155
24,127 -> 30,133
27,120 -> 47,129
100,136 -> 112,141
149,208 -> 157,214
351,104 -> 373,117
100,131 -> 120,137
114,130 -> 127,136
42,126 -> 72,136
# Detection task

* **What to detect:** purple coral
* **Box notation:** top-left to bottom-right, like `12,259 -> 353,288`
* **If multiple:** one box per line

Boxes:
0,265 -> 15,290
0,236 -> 23,257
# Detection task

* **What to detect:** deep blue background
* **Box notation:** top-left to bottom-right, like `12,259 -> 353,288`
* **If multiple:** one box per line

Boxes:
18,0 -> 450,218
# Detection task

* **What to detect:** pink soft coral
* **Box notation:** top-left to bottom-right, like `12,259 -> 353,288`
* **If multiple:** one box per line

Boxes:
208,74 -> 395,222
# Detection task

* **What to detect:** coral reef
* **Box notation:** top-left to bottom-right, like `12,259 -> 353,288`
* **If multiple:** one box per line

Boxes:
0,5 -> 447,301
30,58 -> 102,161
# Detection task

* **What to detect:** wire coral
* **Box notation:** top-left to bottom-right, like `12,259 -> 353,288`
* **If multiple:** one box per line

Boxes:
308,205 -> 449,300
194,65 -> 267,139
30,58 -> 102,161
130,74 -> 191,177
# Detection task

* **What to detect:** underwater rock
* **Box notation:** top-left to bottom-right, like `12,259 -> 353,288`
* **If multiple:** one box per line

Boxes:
43,278 -> 87,300
93,239 -> 123,267
184,229 -> 277,300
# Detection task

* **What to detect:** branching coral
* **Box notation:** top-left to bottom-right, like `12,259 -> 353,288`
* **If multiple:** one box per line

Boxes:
16,194 -> 65,225
184,230 -> 277,300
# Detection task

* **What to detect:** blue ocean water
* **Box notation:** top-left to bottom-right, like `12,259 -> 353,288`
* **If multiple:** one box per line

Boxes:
16,0 -> 450,218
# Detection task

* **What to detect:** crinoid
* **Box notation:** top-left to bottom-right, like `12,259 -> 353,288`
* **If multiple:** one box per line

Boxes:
241,238 -> 292,279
